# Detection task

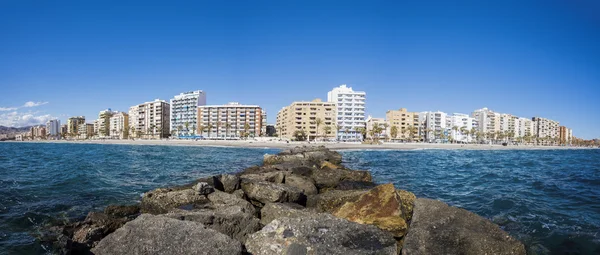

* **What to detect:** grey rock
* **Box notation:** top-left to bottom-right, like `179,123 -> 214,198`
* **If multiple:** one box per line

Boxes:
284,174 -> 318,195
260,202 -> 317,225
402,198 -> 526,255
166,206 -> 261,243
71,211 -> 129,248
310,167 -> 344,190
140,188 -> 210,214
263,153 -> 305,165
207,190 -> 256,215
193,182 -> 215,196
241,179 -> 307,206
306,189 -> 366,213
240,171 -> 286,184
246,213 -> 397,255
215,174 -> 240,193
92,214 -> 242,255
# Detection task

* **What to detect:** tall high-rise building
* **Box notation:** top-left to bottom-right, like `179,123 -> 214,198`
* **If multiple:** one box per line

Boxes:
276,99 -> 337,141
327,85 -> 366,142
419,111 -> 449,142
471,107 -> 501,134
170,91 -> 207,136
97,109 -> 117,137
67,116 -> 85,134
46,119 -> 60,138
60,124 -> 68,136
78,123 -> 94,139
110,112 -> 129,139
559,126 -> 572,145
386,108 -> 421,141
533,117 -> 559,140
129,99 -> 170,139
196,102 -> 265,138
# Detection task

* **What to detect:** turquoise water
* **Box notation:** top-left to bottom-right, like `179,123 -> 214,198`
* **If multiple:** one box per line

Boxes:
0,143 -> 599,254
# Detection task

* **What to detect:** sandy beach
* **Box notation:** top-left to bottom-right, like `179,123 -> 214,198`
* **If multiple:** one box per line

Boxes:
12,139 -> 591,151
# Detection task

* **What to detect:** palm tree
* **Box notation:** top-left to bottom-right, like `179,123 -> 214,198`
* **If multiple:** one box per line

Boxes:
314,118 -> 323,141
323,125 -> 332,140
451,126 -> 459,143
207,124 -> 214,138
156,126 -> 162,139
381,123 -> 389,141
130,126 -> 136,139
184,122 -> 190,135
198,124 -> 205,138
293,130 -> 307,141
225,123 -> 232,138
244,123 -> 251,139
390,126 -> 399,141
459,127 -> 467,143
355,127 -> 366,142
177,125 -> 183,137
333,124 -> 342,141
344,127 -> 351,141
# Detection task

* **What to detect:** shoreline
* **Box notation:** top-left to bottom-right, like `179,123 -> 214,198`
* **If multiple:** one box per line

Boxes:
6,139 -> 596,151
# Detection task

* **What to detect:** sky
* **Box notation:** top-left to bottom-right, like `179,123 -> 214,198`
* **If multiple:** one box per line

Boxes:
1,1 -> 599,139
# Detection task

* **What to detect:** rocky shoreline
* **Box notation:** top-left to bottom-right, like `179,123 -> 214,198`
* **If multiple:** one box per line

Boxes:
41,146 -> 526,254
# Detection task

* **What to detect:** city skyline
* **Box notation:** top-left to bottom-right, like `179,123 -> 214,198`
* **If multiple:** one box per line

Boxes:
1,1 -> 599,139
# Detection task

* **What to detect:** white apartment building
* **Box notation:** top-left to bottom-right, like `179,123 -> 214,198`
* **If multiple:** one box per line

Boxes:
327,84 -> 366,142
110,112 -> 129,139
533,117 -> 560,139
419,111 -> 448,142
471,107 -> 501,134
365,116 -> 389,140
129,99 -> 171,139
197,102 -> 265,138
46,119 -> 60,139
447,113 -> 476,143
170,91 -> 207,136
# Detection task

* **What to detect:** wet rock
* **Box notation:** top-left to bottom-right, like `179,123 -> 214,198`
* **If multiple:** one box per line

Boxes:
166,206 -> 261,243
193,182 -> 215,196
283,174 -> 318,195
140,188 -> 210,214
260,203 -> 317,225
341,169 -> 372,182
306,189 -> 366,213
241,179 -> 307,206
401,198 -> 526,255
246,213 -> 397,255
92,214 -> 243,255
215,174 -> 240,193
207,190 -> 256,215
334,184 -> 413,244
311,167 -> 344,190
396,189 -> 416,222
104,204 -> 140,218
69,211 -> 130,250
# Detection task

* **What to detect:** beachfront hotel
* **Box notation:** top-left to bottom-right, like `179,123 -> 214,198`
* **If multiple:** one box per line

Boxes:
386,108 -> 422,141
67,116 -> 85,135
327,85 -> 366,142
471,107 -> 501,134
196,102 -> 265,138
94,109 -> 117,138
46,119 -> 60,139
170,91 -> 206,137
559,126 -> 573,145
276,99 -> 337,141
533,117 -> 560,140
447,113 -> 477,143
109,112 -> 129,139
77,123 -> 94,139
365,116 -> 389,140
128,99 -> 170,139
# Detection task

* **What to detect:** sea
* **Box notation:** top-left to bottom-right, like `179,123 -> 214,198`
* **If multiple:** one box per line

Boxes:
0,142 -> 598,254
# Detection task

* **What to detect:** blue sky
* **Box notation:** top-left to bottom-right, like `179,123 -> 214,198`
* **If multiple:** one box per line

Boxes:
1,1 -> 599,139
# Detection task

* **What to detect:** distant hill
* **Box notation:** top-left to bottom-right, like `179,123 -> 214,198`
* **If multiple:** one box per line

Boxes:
0,126 -> 33,135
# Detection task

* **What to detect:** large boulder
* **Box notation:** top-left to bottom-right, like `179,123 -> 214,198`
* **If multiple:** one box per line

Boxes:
264,146 -> 343,166
401,198 -> 526,255
71,211 -> 129,248
334,183 -> 414,250
240,171 -> 286,184
283,174 -> 318,195
213,174 -> 240,193
207,190 -> 256,215
241,179 -> 307,206
307,189 -> 366,213
104,204 -> 140,219
166,206 -> 261,243
310,167 -> 373,191
246,214 -> 397,255
140,188 -> 210,214
92,214 -> 243,255
260,203 -> 317,225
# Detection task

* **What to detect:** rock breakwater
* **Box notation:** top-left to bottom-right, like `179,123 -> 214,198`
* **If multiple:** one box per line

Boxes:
41,146 -> 526,254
